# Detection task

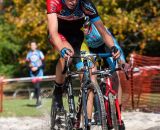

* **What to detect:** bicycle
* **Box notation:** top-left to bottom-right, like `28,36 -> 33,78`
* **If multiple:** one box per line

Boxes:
92,53 -> 129,130
50,52 -> 109,130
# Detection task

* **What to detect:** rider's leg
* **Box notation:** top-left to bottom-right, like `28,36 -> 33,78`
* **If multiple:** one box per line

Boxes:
53,58 -> 65,109
87,66 -> 98,122
117,72 -> 122,110
86,48 -> 101,122
75,63 -> 96,125
78,72 -> 95,123
90,66 -> 98,84
87,89 -> 94,120
53,40 -> 74,110
112,71 -> 122,110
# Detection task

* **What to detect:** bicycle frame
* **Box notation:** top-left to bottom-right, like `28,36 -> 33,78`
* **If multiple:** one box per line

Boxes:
63,56 -> 96,130
102,76 -> 122,126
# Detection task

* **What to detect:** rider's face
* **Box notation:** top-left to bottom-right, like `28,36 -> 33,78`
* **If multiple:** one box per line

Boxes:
65,0 -> 78,10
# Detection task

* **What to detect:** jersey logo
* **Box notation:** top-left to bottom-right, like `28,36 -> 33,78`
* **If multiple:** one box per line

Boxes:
91,35 -> 96,38
30,54 -> 39,62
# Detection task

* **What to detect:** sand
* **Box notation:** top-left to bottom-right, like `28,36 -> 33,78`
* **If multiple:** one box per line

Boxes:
0,112 -> 160,130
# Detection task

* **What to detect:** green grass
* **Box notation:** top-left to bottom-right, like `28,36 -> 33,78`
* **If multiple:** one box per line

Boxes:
0,98 -> 52,117
0,97 -> 79,117
1,93 -> 160,117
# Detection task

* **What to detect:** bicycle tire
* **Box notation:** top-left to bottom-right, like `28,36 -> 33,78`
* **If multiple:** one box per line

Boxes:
108,93 -> 118,130
82,82 -> 108,130
65,114 -> 74,130
51,94 -> 71,130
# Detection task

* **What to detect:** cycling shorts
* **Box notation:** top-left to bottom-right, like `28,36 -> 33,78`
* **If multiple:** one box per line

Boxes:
49,30 -> 84,70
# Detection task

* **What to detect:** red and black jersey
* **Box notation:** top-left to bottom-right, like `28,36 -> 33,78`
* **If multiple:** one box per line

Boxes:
46,0 -> 100,21
46,0 -> 100,66
46,0 -> 100,32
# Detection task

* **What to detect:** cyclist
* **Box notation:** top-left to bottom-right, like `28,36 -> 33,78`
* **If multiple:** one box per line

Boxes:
83,20 -> 129,128
26,41 -> 45,108
46,0 -> 121,124
83,19 -> 128,105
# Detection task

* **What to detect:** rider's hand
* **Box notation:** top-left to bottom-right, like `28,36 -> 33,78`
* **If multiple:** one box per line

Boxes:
60,47 -> 73,59
31,67 -> 38,72
119,62 -> 131,72
120,62 -> 131,80
111,46 -> 121,59
29,63 -> 33,68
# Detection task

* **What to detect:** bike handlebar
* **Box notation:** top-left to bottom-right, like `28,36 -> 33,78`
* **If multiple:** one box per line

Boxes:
92,67 -> 129,80
62,52 -> 129,80
121,64 -> 130,80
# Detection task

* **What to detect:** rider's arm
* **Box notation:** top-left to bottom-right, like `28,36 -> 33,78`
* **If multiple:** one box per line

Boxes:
47,13 -> 64,52
93,20 -> 114,49
46,0 -> 65,52
94,20 -> 120,59
114,40 -> 126,63
82,0 -> 120,58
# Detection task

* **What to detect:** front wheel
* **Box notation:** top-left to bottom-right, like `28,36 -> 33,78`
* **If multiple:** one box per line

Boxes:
50,95 -> 67,130
81,82 -> 108,130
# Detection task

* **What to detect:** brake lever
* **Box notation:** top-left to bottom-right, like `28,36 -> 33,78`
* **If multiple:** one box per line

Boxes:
121,64 -> 130,80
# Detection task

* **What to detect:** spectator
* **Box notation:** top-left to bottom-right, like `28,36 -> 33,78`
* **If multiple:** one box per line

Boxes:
26,41 -> 44,108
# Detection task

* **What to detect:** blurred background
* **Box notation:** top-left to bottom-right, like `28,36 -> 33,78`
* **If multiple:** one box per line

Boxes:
0,0 -> 159,77
0,0 -> 160,130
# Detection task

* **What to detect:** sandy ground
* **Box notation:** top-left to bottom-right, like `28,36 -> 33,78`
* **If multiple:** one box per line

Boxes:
0,112 -> 160,130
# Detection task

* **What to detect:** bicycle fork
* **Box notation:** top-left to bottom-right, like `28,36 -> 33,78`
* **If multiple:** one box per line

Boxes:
115,97 -> 122,125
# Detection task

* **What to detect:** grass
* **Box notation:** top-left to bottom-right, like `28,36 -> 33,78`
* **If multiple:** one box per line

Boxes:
0,96 -> 79,117
0,98 -> 52,117
1,93 -> 159,117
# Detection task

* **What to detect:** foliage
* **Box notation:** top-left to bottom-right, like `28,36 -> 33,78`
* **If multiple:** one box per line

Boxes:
0,0 -> 53,77
94,0 -> 160,55
0,0 -> 159,76
0,99 -> 51,117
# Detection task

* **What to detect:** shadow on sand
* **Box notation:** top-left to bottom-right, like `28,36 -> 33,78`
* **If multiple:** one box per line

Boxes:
145,126 -> 160,130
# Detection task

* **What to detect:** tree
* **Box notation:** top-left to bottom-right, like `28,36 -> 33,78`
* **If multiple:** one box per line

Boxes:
94,0 -> 160,56
0,0 -> 159,77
